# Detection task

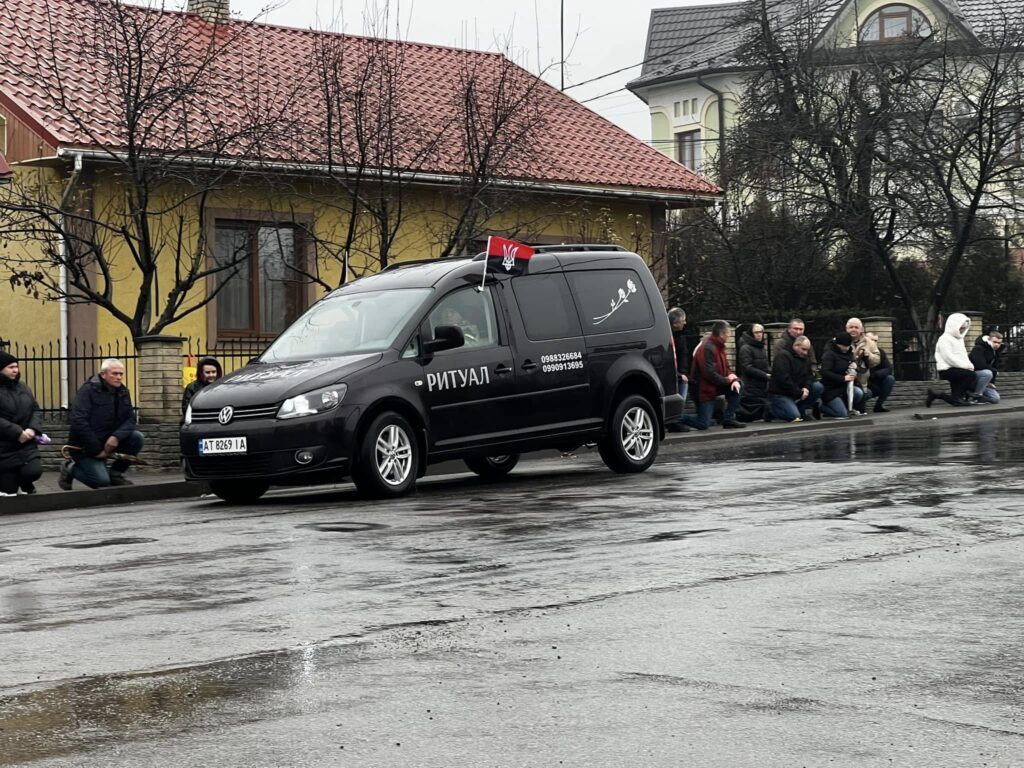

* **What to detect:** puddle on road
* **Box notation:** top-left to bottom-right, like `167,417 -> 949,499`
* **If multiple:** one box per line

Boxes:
862,524 -> 911,534
49,538 -> 157,550
294,522 -> 390,533
648,528 -> 727,542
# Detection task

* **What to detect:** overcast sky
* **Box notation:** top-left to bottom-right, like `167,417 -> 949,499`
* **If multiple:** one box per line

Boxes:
223,0 -> 720,142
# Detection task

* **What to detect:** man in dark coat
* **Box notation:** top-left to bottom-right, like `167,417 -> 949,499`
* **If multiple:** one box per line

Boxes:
968,331 -> 1003,403
182,356 -> 224,415
772,317 -> 818,370
768,335 -> 823,422
666,308 -> 691,432
683,321 -> 745,430
0,352 -> 44,496
736,324 -> 770,422
61,358 -> 144,490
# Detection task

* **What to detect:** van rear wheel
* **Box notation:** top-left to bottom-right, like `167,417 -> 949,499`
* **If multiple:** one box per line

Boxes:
599,395 -> 658,473
465,454 -> 520,479
353,412 -> 418,497
209,480 -> 269,504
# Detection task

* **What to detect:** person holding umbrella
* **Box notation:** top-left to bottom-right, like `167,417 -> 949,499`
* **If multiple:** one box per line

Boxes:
819,332 -> 865,418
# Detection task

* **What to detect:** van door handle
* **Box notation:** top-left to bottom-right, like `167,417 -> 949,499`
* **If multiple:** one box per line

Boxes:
494,364 -> 513,375
521,360 -> 538,372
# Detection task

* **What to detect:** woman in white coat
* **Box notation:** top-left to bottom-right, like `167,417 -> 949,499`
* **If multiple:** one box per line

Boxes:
926,312 -> 977,407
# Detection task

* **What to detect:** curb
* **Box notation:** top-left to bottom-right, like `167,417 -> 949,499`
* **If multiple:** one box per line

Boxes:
1,480 -> 205,517
910,402 -> 1024,420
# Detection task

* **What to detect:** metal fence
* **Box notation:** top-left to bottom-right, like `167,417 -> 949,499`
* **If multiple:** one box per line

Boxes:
182,337 -> 271,379
0,338 -> 140,413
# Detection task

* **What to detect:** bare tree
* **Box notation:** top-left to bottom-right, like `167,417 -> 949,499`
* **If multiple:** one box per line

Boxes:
0,0 -> 297,337
728,0 -> 1024,348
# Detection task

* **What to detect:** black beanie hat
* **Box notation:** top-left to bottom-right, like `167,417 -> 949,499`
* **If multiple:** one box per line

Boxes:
0,351 -> 17,370
834,332 -> 853,347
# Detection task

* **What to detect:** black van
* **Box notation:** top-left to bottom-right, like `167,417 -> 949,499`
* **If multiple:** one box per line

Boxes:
181,245 -> 683,502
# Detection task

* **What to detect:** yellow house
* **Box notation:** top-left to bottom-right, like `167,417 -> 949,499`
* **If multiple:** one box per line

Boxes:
0,0 -> 719,409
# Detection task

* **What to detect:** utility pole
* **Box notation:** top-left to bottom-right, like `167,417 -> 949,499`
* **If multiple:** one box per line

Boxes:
560,0 -> 565,90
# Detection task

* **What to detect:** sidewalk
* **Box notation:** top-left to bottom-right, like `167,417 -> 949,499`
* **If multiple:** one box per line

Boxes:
4,398 -> 1023,516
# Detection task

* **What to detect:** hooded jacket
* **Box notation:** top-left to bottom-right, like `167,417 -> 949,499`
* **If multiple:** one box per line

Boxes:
0,376 -> 44,471
934,313 -> 973,372
737,332 -> 770,395
773,331 -> 818,370
69,374 -> 137,456
969,336 -> 1000,383
182,356 -> 224,414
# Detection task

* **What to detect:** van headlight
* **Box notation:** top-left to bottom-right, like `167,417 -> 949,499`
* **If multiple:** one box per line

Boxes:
277,385 -> 347,420
184,404 -> 192,425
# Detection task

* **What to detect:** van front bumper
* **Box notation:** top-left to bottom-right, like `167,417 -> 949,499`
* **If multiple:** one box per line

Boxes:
180,406 -> 359,481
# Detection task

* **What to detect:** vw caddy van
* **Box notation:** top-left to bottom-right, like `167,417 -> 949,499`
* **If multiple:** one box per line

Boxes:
181,245 -> 683,502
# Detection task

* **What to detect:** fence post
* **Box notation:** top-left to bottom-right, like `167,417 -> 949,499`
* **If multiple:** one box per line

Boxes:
960,311 -> 985,341
862,317 -> 895,358
135,336 -> 186,424
698,319 -> 738,367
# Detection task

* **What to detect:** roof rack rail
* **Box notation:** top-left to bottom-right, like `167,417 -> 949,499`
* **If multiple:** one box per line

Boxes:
531,244 -> 627,253
381,255 -> 473,272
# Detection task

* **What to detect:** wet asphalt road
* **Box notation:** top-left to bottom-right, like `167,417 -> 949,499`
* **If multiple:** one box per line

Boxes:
2,415 -> 1024,767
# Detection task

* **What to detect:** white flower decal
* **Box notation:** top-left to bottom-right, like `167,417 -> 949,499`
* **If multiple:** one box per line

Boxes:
593,279 -> 637,325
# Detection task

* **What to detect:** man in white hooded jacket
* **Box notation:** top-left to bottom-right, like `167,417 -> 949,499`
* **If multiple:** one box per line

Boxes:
927,312 -> 977,407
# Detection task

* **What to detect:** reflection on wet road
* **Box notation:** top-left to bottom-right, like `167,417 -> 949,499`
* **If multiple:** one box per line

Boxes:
2,416 -> 1024,766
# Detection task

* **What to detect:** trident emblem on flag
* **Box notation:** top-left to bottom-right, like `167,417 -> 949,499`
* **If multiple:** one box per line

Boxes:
501,243 -> 518,272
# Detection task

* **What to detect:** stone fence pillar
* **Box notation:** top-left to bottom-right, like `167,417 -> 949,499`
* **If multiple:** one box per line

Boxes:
135,336 -> 186,424
764,322 -> 790,363
960,311 -> 984,340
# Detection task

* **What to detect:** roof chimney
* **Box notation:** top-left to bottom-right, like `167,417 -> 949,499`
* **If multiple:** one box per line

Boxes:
188,0 -> 230,24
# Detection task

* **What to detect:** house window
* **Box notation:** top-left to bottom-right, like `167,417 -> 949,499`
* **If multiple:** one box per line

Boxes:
860,4 -> 931,42
0,114 -> 6,154
214,220 -> 306,336
998,109 -> 1023,160
676,129 -> 702,171
691,98 -> 699,117
673,101 -> 681,118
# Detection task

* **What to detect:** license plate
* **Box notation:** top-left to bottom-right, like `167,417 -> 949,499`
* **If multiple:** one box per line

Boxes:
199,437 -> 248,455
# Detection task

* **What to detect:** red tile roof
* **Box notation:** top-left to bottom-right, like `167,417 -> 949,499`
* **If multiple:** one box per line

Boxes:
0,0 -> 719,200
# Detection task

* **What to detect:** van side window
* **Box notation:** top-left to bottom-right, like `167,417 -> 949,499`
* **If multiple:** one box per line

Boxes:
510,273 -> 583,341
566,269 -> 654,335
428,287 -> 498,352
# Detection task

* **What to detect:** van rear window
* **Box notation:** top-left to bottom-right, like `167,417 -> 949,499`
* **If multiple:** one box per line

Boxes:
566,269 -> 653,335
511,274 -> 583,341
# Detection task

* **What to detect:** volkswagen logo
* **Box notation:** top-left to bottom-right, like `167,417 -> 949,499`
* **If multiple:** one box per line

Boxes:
218,406 -> 234,425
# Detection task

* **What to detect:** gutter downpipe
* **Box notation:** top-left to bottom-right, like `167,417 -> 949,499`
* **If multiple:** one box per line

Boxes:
57,151 -> 84,409
696,75 -> 728,226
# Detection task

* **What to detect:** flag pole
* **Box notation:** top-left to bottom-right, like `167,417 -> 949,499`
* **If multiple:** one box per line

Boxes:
480,236 -> 492,291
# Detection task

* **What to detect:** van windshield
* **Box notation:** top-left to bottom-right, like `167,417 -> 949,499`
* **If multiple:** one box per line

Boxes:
261,288 -> 431,362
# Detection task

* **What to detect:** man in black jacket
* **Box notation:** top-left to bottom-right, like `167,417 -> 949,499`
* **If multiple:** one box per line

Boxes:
60,358 -> 144,490
768,335 -> 823,422
667,307 -> 692,432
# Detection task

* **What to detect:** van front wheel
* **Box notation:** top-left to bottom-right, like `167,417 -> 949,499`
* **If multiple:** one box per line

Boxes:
465,454 -> 520,479
599,395 -> 658,473
353,412 -> 418,497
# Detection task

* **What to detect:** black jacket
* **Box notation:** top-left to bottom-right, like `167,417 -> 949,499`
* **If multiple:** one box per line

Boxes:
0,378 -> 44,471
768,347 -> 815,399
773,332 -> 818,370
69,375 -> 137,456
969,337 -> 1000,383
737,333 -> 770,394
182,356 -> 224,414
819,340 -> 855,404
672,329 -> 693,379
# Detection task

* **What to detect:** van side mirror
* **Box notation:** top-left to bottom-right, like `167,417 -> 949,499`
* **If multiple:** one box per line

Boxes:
422,324 -> 465,355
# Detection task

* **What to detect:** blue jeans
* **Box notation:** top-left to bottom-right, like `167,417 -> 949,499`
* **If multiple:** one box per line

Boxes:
683,389 -> 740,429
770,382 -> 823,421
820,386 -> 865,418
71,431 -> 145,488
971,369 -> 994,397
865,373 -> 895,408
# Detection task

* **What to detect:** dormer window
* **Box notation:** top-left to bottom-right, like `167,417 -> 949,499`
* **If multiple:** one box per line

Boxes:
859,4 -> 932,42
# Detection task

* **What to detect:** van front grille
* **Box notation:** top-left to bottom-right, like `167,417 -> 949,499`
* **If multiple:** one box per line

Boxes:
191,404 -> 279,423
